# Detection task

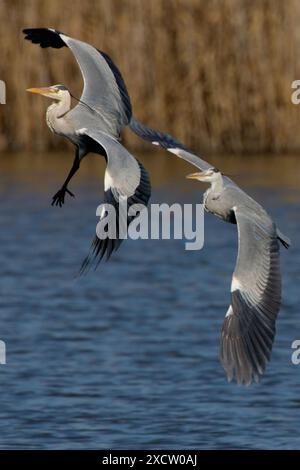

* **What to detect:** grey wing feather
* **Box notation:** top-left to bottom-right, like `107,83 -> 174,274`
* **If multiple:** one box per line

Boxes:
132,119 -> 213,171
60,34 -> 132,136
166,147 -> 213,171
129,116 -> 190,151
220,207 -> 281,385
78,130 -> 151,272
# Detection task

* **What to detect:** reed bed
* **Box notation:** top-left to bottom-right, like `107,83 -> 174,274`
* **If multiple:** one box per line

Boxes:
1,0 -> 300,154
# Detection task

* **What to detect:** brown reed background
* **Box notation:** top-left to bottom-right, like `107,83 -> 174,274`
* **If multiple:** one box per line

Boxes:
1,0 -> 300,155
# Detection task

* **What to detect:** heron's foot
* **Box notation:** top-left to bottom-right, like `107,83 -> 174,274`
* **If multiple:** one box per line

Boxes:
51,187 -> 75,207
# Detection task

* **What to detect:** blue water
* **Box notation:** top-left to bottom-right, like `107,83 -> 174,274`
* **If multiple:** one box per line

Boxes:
0,153 -> 299,449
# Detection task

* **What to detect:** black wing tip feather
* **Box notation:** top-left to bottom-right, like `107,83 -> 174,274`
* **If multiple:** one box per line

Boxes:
23,28 -> 65,48
98,49 -> 132,121
129,117 -> 189,151
79,162 -> 151,275
79,235 -> 121,275
220,287 -> 279,386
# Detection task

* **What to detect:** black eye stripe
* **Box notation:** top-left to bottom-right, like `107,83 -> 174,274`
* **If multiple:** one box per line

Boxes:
208,167 -> 220,173
54,84 -> 68,91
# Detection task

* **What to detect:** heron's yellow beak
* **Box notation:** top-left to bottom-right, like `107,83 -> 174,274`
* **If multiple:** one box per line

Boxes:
26,87 -> 55,96
186,172 -> 204,180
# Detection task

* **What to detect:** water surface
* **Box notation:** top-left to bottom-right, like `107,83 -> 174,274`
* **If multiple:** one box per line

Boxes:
0,151 -> 299,449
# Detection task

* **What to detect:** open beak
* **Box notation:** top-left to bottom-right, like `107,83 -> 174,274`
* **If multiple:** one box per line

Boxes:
186,171 -> 205,180
26,87 -> 53,96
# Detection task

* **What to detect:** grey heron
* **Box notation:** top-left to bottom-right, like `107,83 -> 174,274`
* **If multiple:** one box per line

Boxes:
25,83 -> 151,267
23,28 -> 187,208
167,146 -> 290,385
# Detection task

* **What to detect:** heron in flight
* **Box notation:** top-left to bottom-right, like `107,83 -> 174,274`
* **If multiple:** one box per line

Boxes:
23,28 -> 189,266
165,146 -> 290,385
23,28 -> 187,207
24,80 -> 152,266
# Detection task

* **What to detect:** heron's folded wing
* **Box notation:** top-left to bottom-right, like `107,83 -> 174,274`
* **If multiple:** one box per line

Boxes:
23,28 -> 132,136
79,130 -> 151,273
220,207 -> 281,385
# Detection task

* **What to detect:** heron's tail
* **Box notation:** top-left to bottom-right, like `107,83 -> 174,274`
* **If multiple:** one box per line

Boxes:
277,229 -> 291,249
129,116 -> 189,151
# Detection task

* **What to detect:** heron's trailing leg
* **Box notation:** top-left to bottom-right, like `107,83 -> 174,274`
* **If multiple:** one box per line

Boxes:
52,149 -> 81,207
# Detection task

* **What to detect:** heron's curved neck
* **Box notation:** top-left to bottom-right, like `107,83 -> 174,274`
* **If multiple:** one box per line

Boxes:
210,173 -> 224,192
46,94 -> 71,132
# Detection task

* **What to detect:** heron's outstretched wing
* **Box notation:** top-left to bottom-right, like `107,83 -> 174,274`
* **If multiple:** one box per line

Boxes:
23,28 -> 193,152
165,147 -> 212,171
78,130 -> 151,273
23,28 -> 132,136
220,206 -> 281,385
129,117 -> 190,151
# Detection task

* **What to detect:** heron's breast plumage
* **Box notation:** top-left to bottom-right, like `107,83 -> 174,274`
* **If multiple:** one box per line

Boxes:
46,105 -> 75,139
204,189 -> 236,224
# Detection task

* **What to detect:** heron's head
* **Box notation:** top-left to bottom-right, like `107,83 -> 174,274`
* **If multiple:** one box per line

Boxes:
186,167 -> 221,183
26,84 -> 69,101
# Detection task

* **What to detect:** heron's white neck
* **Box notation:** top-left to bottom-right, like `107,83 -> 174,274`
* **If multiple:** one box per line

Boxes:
209,172 -> 224,192
46,93 -> 71,134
